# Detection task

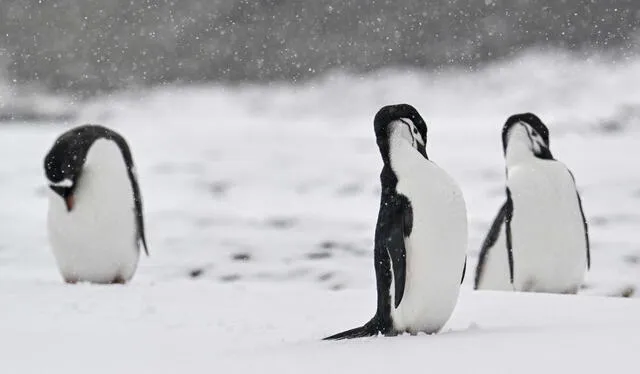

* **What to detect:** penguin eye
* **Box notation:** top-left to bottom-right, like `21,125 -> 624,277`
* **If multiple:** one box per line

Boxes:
413,128 -> 418,134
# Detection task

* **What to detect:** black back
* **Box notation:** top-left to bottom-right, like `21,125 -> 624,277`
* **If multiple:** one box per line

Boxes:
374,104 -> 432,306
325,104 -> 427,339
44,125 -> 149,255
325,104 -> 469,340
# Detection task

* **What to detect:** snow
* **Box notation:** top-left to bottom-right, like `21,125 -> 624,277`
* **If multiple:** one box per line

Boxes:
1,283 -> 639,373
0,52 -> 640,371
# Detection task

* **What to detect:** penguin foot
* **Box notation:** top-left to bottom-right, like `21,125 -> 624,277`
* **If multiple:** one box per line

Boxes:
561,286 -> 579,295
111,276 -> 127,285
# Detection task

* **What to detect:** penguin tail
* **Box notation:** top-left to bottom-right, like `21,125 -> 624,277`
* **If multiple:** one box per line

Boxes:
323,318 -> 379,340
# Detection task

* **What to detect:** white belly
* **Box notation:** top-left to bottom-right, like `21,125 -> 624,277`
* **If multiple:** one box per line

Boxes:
47,139 -> 140,284
508,160 -> 587,293
389,141 -> 468,334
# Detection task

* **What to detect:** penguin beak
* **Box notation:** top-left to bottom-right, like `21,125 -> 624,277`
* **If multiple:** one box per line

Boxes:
49,185 -> 75,212
417,144 -> 429,160
409,132 -> 428,159
65,194 -> 75,212
535,143 -> 553,159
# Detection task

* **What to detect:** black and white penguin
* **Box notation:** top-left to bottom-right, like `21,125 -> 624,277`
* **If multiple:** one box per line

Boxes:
474,113 -> 590,294
324,104 -> 468,340
44,125 -> 148,284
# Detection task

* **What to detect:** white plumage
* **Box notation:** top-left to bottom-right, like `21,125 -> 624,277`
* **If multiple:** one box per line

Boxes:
388,123 -> 468,334
477,124 -> 588,293
47,139 -> 140,284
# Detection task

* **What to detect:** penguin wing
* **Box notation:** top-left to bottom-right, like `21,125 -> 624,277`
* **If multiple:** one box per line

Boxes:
568,170 -> 590,269
461,257 -> 467,284
474,192 -> 514,289
380,194 -> 409,308
131,174 -> 149,256
504,188 -> 515,284
108,131 -> 149,256
576,191 -> 590,269
124,162 -> 148,256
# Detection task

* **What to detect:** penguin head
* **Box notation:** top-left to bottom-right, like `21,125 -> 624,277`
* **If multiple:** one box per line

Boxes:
44,125 -> 119,212
502,113 -> 553,160
374,104 -> 428,161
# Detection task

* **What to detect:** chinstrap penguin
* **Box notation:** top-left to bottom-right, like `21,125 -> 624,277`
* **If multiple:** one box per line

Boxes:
44,125 -> 148,284
324,104 -> 467,340
474,113 -> 590,294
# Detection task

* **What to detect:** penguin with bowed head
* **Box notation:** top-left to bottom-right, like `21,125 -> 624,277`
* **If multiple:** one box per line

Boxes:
474,113 -> 589,294
324,104 -> 468,340
44,124 -> 148,284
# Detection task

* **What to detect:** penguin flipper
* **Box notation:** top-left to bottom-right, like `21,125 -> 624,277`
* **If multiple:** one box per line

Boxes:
112,131 -> 149,257
568,170 -> 590,270
323,319 -> 379,340
382,195 -> 409,308
474,196 -> 513,289
129,171 -> 149,256
504,189 -> 515,285
576,190 -> 590,269
461,257 -> 467,284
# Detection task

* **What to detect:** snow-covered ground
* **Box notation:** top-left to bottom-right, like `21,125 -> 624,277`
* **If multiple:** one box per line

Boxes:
1,52 -> 639,372
2,283 -> 639,373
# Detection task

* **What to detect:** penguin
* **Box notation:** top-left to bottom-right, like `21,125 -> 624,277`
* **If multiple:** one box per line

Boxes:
474,113 -> 590,294
44,125 -> 148,284
324,104 -> 468,340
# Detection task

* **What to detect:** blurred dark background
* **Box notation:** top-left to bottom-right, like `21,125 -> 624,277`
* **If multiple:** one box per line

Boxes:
1,0 -> 639,96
